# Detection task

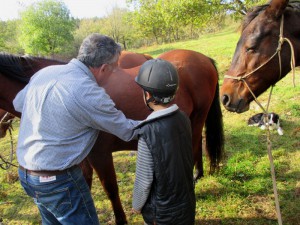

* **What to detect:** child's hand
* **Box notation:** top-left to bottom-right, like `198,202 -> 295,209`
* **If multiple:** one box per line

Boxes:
132,208 -> 141,214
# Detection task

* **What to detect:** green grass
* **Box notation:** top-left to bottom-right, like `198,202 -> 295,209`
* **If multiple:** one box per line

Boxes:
1,26 -> 300,224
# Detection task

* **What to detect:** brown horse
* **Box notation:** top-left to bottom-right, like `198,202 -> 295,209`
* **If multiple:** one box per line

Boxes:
0,49 -> 224,224
118,50 -> 153,69
0,109 -> 15,138
220,0 -> 300,113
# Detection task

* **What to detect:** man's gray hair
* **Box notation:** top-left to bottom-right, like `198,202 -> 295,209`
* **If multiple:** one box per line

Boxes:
77,33 -> 122,68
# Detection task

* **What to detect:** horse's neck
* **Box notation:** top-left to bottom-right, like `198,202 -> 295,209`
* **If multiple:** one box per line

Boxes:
29,59 -> 66,75
287,9 -> 300,67
0,74 -> 24,117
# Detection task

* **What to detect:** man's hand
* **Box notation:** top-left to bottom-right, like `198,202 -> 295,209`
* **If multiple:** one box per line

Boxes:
131,208 -> 141,214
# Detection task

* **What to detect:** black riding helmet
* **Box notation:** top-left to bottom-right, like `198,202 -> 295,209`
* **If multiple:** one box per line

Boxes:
135,58 -> 179,104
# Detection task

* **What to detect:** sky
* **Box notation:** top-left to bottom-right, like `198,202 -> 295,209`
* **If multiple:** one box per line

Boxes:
0,0 -> 129,21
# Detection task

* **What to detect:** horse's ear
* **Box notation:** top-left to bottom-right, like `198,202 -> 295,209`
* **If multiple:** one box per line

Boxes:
266,0 -> 289,18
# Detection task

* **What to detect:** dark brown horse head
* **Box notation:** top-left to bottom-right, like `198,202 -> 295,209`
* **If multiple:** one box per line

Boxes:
220,0 -> 300,113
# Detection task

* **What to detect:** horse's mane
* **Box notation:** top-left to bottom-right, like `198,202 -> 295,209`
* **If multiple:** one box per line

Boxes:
242,1 -> 300,31
0,53 -> 66,83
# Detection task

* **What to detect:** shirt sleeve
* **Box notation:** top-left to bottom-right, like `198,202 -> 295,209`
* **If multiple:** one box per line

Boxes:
132,137 -> 154,211
13,84 -> 29,113
69,80 -> 140,141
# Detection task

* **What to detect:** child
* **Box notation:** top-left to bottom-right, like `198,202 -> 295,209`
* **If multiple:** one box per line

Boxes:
132,59 -> 196,225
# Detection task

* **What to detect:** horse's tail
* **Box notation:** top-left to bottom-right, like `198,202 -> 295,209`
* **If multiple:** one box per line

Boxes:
205,58 -> 225,174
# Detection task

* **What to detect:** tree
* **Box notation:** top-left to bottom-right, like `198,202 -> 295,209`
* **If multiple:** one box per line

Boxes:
129,0 -> 166,44
127,0 -> 226,43
0,20 -> 23,54
74,18 -> 105,49
19,0 -> 76,56
220,0 -> 266,20
0,21 -> 7,50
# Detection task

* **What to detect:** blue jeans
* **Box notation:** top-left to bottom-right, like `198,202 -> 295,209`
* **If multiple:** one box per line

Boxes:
18,166 -> 100,225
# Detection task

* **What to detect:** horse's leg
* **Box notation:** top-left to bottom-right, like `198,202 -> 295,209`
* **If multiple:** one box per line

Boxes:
88,138 -> 127,225
190,111 -> 207,182
192,124 -> 204,182
79,158 -> 94,189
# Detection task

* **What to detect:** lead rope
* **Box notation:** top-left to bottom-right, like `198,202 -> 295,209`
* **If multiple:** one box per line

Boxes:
264,88 -> 283,225
244,74 -> 283,225
223,14 -> 298,225
247,84 -> 283,225
278,15 -> 296,87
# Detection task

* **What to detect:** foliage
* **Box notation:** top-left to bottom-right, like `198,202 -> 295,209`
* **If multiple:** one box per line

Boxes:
0,20 -> 23,54
18,0 -> 76,56
73,18 -> 106,56
105,8 -> 127,43
1,0 -> 270,53
128,0 -> 225,43
221,0 -> 267,20
126,0 -> 267,42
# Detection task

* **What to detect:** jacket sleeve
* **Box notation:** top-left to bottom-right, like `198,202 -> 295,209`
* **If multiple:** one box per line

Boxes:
132,137 -> 154,211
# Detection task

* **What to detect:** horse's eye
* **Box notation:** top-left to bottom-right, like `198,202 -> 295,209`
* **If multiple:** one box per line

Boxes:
246,47 -> 255,53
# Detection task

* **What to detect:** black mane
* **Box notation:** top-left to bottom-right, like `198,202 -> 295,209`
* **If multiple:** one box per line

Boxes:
0,53 -> 66,84
0,53 -> 30,83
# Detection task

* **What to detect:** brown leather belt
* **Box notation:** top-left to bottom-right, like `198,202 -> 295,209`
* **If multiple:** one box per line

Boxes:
19,165 -> 78,176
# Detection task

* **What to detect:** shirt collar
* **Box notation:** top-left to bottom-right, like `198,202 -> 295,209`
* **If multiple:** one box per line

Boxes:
134,104 -> 179,129
146,104 -> 179,120
69,59 -> 96,82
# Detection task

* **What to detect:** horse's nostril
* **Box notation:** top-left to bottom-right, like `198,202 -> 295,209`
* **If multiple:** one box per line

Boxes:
221,94 -> 230,106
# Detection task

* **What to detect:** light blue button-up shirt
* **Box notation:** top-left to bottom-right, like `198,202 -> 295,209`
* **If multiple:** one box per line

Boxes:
13,59 -> 139,170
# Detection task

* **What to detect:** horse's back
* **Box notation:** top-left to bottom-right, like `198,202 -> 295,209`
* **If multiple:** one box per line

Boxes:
158,49 -> 218,83
119,51 -> 152,69
158,49 -> 218,107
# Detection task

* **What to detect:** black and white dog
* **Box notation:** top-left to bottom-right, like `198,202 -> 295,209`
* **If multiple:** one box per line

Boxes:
247,112 -> 283,135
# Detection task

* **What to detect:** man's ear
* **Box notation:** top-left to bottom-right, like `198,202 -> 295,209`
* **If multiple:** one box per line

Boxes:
99,64 -> 108,72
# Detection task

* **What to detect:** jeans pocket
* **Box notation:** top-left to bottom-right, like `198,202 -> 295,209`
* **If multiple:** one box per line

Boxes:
36,187 -> 72,217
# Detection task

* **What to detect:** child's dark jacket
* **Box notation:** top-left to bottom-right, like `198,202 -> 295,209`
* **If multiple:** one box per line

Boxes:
138,109 -> 196,225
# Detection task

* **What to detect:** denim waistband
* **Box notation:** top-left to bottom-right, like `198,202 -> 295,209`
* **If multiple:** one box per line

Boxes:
19,165 -> 79,177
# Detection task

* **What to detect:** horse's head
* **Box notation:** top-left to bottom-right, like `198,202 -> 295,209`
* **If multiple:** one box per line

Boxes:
221,0 -> 299,113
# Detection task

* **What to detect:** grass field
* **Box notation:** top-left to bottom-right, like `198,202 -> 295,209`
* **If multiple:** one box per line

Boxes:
0,23 -> 299,224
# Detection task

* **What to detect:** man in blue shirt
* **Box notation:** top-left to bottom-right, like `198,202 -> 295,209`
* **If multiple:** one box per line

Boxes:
13,33 -> 139,225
